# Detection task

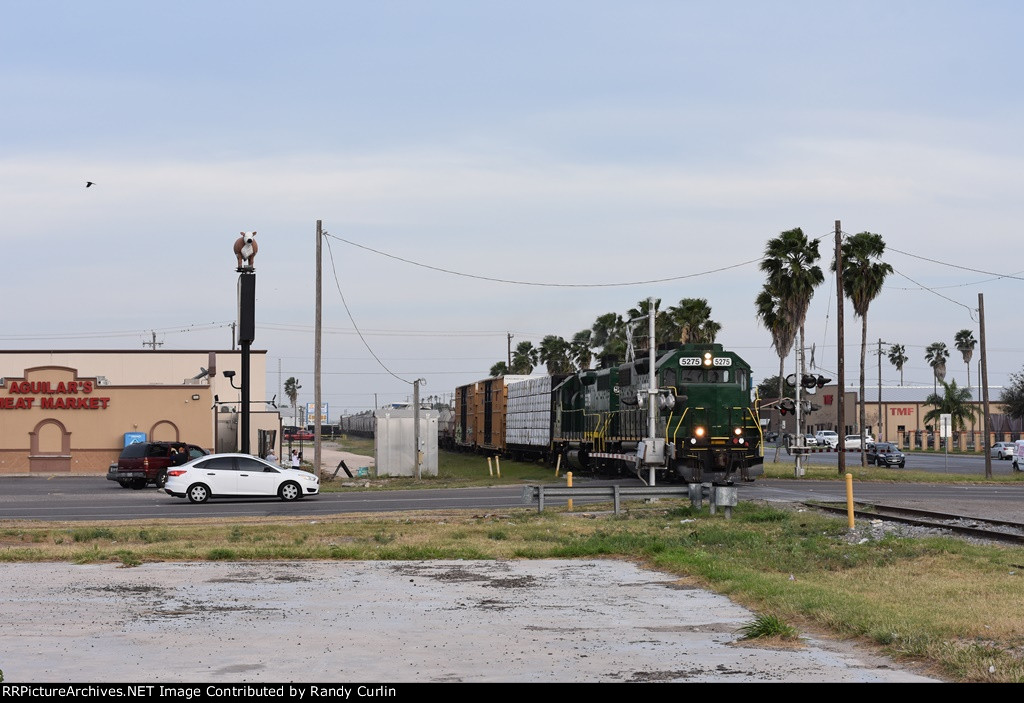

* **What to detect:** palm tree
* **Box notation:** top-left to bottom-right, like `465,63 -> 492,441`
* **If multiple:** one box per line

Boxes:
570,329 -> 593,371
954,329 -> 977,393
887,344 -> 908,386
924,342 -> 949,394
759,227 -> 823,439
923,379 -> 979,439
954,329 -> 978,440
591,312 -> 626,363
510,340 -> 538,375
834,232 -> 892,460
284,377 -> 301,427
669,297 -> 721,344
755,284 -> 796,402
538,335 -> 574,375
489,361 -> 508,377
626,298 -> 670,349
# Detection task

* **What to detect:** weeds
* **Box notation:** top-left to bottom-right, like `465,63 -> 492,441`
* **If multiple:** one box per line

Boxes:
737,614 -> 799,640
71,527 -> 115,542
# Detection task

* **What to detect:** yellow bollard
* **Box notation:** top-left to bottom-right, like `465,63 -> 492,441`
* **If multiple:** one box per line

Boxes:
845,473 -> 855,530
495,456 -> 501,478
567,471 -> 573,511
555,454 -> 562,478
487,456 -> 493,477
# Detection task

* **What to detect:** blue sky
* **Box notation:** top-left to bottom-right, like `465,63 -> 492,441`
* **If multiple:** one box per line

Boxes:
3,1 -> 1022,416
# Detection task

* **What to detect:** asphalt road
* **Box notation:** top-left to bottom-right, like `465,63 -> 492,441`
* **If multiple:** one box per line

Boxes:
2,473 -> 1023,522
767,445 -> 1020,475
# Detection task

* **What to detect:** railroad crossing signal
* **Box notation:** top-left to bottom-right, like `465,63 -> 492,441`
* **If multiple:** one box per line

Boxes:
785,374 -> 832,392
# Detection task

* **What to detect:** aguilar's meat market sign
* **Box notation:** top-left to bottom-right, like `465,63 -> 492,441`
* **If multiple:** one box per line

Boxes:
2,379 -> 111,410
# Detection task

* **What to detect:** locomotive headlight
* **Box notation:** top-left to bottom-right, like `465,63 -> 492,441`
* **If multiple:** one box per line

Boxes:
733,427 -> 742,436
695,426 -> 706,438
702,352 -> 713,367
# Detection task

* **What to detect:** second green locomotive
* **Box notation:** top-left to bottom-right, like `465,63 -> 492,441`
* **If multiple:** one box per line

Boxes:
553,343 -> 763,484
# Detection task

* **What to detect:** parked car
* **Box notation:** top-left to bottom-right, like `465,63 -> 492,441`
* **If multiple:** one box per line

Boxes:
164,453 -> 320,503
284,429 -> 315,441
1013,440 -> 1024,471
764,431 -> 779,443
865,442 -> 906,468
815,430 -> 839,448
112,442 -> 210,489
843,434 -> 875,450
804,434 -> 817,446
990,442 -> 1015,460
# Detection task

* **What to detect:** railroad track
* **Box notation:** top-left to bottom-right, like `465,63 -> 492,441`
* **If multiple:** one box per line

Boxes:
807,502 -> 1024,545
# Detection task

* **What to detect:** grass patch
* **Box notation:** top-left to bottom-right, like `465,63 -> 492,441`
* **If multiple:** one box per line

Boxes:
737,614 -> 799,640
70,527 -> 116,542
321,442 -> 560,491
2,499 -> 1023,681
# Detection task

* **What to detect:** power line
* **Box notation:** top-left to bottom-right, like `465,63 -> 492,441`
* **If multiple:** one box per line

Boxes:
0,321 -> 233,342
326,232 -> 761,287
891,268 -> 977,319
887,245 -> 1024,282
258,322 -> 517,337
323,233 -> 412,385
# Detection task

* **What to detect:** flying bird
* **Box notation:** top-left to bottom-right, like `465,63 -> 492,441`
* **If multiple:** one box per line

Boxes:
85,182 -> 95,188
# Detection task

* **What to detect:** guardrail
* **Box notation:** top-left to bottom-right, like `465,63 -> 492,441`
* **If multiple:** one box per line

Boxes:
521,483 -> 739,518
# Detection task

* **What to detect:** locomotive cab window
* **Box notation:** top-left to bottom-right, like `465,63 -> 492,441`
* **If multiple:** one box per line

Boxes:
681,369 -> 702,383
734,368 -> 749,390
661,368 -> 677,388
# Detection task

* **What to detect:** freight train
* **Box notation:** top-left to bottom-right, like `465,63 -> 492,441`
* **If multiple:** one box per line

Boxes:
339,342 -> 763,485
454,343 -> 763,484
339,405 -> 457,449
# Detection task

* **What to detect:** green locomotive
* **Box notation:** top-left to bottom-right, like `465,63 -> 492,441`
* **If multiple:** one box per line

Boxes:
552,343 -> 763,484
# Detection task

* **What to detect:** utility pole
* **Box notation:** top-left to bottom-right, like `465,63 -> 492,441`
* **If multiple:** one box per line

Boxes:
835,220 -> 846,476
979,293 -> 992,479
794,343 -> 804,477
143,331 -> 163,350
647,298 -> 657,486
413,378 -> 425,480
507,333 -> 513,367
230,322 -> 236,351
878,339 -> 883,442
314,220 -> 323,478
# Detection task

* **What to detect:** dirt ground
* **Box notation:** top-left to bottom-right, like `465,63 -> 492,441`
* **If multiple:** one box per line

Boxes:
1,559 -> 939,683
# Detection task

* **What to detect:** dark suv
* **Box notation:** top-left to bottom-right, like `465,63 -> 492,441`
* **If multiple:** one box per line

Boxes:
109,442 -> 209,489
865,442 -> 905,468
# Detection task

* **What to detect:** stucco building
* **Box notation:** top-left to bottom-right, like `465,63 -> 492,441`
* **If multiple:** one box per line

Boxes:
0,350 -> 279,475
760,384 -> 1016,449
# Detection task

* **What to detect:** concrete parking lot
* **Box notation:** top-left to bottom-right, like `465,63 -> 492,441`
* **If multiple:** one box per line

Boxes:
2,559 -> 938,683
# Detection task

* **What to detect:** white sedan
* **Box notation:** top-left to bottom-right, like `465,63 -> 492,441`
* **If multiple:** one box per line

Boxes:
843,434 -> 875,450
990,442 -> 1015,460
165,453 -> 320,503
